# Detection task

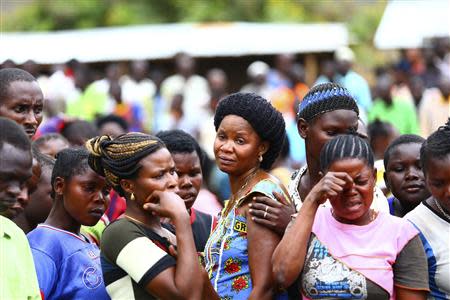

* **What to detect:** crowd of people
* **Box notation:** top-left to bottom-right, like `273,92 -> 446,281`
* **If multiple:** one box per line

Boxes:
0,37 -> 449,300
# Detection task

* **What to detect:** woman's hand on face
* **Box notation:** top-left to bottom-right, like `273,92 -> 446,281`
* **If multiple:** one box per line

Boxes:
306,172 -> 353,205
143,191 -> 189,220
248,192 -> 295,235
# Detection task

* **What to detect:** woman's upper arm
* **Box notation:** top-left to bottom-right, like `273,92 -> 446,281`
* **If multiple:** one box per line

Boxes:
393,235 -> 429,298
245,194 -> 282,299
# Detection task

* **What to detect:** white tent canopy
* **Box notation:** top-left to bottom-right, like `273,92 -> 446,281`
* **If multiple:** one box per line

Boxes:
0,22 -> 348,64
374,0 -> 450,49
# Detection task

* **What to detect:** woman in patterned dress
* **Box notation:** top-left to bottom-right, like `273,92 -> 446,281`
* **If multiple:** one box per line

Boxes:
204,92 -> 289,299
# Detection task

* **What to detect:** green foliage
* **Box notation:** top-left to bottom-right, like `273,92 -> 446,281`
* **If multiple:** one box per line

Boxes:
2,0 -> 388,67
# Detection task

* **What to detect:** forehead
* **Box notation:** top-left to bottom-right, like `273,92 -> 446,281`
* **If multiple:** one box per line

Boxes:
4,80 -> 43,103
219,115 -> 257,134
425,154 -> 450,176
0,143 -> 32,176
172,152 -> 200,167
70,167 -> 105,184
140,148 -> 174,169
389,143 -> 421,160
328,158 -> 372,174
313,109 -> 358,128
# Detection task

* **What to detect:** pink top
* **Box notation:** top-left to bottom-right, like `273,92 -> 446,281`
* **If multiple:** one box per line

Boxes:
192,188 -> 223,217
311,207 -> 419,298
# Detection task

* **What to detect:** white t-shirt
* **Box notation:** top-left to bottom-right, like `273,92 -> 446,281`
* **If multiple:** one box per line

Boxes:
405,202 -> 450,299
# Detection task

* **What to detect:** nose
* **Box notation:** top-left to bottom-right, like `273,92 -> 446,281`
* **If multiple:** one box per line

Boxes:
166,172 -> 179,191
178,175 -> 192,189
220,139 -> 233,153
405,167 -> 420,180
16,186 -> 30,209
24,111 -> 38,126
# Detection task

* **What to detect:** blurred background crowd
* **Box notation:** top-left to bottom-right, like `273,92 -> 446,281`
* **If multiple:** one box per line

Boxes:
1,0 -> 450,203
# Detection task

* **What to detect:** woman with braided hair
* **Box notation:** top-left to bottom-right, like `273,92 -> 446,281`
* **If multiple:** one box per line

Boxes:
273,134 -> 429,300
204,92 -> 290,299
86,133 -> 213,300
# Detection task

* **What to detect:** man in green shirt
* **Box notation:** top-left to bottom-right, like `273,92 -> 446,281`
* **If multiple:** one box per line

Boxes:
0,117 -> 41,300
368,74 -> 419,135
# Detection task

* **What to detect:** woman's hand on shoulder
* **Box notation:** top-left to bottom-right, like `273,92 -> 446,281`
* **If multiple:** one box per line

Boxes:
143,191 -> 189,221
306,172 -> 353,205
248,192 -> 295,235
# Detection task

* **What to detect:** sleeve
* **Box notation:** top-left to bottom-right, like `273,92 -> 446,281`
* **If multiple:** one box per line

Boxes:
101,222 -> 176,288
393,235 -> 430,291
30,248 -> 57,299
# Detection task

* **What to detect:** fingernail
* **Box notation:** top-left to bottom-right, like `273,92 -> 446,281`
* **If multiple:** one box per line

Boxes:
249,204 -> 253,207
249,209 -> 253,213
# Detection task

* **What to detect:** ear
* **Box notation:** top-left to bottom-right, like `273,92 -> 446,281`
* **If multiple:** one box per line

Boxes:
297,118 -> 309,139
54,177 -> 65,197
120,179 -> 134,195
258,141 -> 270,156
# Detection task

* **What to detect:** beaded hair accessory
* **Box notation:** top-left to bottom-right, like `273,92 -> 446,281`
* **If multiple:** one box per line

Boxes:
297,83 -> 359,122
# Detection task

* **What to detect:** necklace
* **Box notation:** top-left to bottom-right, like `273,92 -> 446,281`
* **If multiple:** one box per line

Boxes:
331,208 -> 377,224
433,198 -> 450,220
224,169 -> 259,216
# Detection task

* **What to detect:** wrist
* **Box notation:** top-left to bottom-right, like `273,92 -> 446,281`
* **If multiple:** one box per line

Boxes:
171,211 -> 190,224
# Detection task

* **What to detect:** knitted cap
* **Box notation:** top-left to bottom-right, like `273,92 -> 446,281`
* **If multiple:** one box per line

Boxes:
214,92 -> 286,170
297,83 -> 359,122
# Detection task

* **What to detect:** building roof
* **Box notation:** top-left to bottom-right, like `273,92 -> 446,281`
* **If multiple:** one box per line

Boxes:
374,0 -> 450,49
0,22 -> 348,64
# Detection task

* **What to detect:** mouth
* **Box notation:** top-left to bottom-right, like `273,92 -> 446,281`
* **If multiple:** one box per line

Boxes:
178,191 -> 196,201
342,198 -> 364,212
89,207 -> 105,218
403,183 -> 424,193
24,127 -> 36,137
217,156 -> 235,165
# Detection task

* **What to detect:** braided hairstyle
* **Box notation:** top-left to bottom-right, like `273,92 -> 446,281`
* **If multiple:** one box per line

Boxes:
420,118 -> 450,174
214,92 -> 286,170
86,133 -> 165,196
320,134 -> 374,172
51,148 -> 90,199
383,134 -> 425,169
297,82 -> 359,122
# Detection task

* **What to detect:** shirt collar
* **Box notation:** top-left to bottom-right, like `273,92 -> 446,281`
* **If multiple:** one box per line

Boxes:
0,216 -> 12,239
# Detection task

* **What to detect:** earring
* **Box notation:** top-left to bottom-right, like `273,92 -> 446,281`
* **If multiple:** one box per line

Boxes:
130,193 -> 135,201
258,154 -> 263,162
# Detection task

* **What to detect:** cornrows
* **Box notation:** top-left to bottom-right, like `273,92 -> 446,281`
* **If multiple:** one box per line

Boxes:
86,132 -> 164,197
297,82 -> 359,122
420,118 -> 450,174
320,134 -> 374,172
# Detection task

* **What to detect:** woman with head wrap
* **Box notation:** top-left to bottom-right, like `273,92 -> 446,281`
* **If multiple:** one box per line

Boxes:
250,83 -> 388,232
85,133 -> 210,300
204,92 -> 289,299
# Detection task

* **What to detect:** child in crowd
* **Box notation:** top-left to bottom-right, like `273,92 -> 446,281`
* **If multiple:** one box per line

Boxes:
156,129 -> 217,253
33,133 -> 69,158
27,148 -> 110,300
405,120 -> 450,298
383,134 -> 430,217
